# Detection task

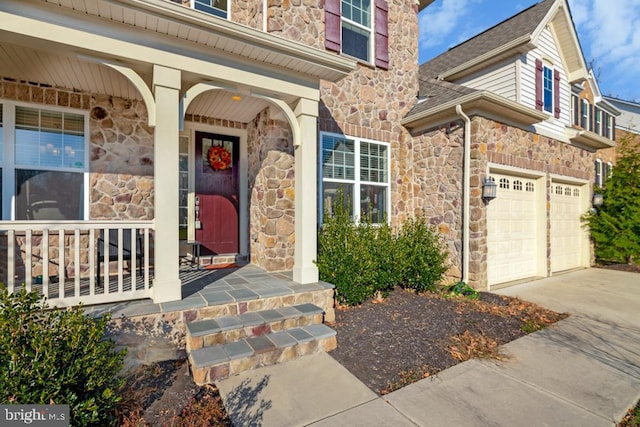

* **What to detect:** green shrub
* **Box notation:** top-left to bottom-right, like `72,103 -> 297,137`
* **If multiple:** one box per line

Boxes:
396,216 -> 449,293
317,189 -> 448,305
0,287 -> 126,426
316,191 -> 378,305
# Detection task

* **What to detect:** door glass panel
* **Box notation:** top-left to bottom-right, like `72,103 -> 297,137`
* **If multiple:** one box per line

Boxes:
179,136 -> 189,239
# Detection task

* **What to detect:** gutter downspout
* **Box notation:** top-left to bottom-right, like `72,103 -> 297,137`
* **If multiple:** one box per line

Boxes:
456,105 -> 471,284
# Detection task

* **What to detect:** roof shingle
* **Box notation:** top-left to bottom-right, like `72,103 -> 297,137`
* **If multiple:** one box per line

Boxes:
419,0 -> 555,79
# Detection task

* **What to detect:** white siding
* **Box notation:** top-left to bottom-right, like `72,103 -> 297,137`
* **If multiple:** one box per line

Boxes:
457,59 -> 517,101
520,27 -> 572,138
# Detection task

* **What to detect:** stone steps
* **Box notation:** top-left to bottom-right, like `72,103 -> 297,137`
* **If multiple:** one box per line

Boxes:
186,303 -> 337,384
186,303 -> 325,352
189,324 -> 337,384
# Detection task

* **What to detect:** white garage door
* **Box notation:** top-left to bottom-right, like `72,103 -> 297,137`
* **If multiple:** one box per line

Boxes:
551,183 -> 583,272
487,174 -> 539,286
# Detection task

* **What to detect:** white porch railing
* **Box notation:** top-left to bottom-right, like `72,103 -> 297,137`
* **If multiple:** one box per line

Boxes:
0,220 -> 154,307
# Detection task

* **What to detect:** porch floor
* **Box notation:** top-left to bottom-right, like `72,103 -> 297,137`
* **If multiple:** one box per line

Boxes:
83,264 -> 333,319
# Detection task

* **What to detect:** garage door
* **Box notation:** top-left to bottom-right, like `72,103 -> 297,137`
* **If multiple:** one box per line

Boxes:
487,174 -> 539,286
551,183 -> 583,272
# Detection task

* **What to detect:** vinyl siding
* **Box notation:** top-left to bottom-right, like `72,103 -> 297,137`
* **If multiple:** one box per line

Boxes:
520,27 -> 571,138
456,59 -> 517,101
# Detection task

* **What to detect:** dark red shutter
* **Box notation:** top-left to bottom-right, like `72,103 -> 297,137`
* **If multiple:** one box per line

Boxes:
325,0 -> 341,52
553,69 -> 561,118
535,59 -> 543,111
375,0 -> 389,69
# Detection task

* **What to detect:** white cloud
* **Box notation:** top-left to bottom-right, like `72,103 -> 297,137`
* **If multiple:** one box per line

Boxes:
419,0 -> 481,50
568,0 -> 640,100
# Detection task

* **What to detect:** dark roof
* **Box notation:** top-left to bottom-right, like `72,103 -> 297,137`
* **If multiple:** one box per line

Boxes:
419,0 -> 555,79
407,78 -> 478,117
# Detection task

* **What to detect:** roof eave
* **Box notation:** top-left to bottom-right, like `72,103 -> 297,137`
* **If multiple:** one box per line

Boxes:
403,91 -> 548,131
438,35 -> 534,81
102,0 -> 358,82
418,0 -> 436,12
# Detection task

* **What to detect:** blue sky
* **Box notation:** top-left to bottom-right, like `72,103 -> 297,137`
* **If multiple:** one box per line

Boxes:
418,0 -> 640,102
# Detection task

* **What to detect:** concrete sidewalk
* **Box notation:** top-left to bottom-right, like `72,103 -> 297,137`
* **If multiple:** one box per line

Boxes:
216,268 -> 640,426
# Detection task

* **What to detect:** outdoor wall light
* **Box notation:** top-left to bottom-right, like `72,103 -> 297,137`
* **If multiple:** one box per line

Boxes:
592,193 -> 604,208
482,177 -> 497,202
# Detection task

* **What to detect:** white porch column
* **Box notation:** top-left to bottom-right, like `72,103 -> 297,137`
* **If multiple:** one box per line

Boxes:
293,98 -> 319,284
151,65 -> 182,303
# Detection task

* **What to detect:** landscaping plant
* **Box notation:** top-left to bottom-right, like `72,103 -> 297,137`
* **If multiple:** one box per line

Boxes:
316,189 -> 448,305
0,287 -> 126,426
585,134 -> 640,265
395,215 -> 449,293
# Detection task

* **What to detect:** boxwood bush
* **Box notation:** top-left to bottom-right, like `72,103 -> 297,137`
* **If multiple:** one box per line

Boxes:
0,287 -> 126,426
317,191 -> 448,305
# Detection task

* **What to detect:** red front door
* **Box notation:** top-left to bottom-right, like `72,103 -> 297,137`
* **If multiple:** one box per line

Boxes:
195,131 -> 240,255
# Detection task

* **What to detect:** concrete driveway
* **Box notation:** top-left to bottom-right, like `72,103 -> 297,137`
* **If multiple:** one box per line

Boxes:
495,267 -> 640,328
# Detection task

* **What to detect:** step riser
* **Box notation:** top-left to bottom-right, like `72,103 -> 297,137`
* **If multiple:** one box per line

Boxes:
187,313 -> 324,352
191,336 -> 337,385
179,288 -> 334,324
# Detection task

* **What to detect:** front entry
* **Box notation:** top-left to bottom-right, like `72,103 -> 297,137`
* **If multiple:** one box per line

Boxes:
195,131 -> 240,255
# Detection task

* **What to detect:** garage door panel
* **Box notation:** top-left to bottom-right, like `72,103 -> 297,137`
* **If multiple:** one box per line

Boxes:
487,173 -> 540,286
551,183 -> 583,272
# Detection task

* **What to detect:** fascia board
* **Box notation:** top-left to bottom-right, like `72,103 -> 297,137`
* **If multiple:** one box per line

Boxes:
402,91 -> 548,130
438,36 -> 533,81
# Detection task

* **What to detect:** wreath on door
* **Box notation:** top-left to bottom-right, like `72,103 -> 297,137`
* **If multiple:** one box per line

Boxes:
207,145 -> 232,171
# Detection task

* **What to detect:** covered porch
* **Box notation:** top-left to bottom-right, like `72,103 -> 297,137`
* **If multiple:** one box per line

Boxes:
0,0 -> 355,306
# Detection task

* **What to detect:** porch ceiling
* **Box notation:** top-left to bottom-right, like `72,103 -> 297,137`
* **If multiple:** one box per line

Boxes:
0,39 -> 272,123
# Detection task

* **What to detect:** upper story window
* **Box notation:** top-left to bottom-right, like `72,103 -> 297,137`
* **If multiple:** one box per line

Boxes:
543,66 -> 553,113
341,0 -> 372,62
325,0 -> 389,69
595,159 -> 603,187
535,59 -> 560,118
605,114 -> 615,139
320,132 -> 390,224
1,102 -> 88,220
193,0 -> 228,19
571,94 -> 579,126
581,99 -> 590,130
595,107 -> 602,134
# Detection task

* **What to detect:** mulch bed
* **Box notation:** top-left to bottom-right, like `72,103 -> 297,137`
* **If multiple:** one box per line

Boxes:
329,288 -> 567,394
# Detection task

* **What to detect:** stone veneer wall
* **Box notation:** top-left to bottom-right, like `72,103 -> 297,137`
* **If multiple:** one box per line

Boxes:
318,0 -> 420,228
247,108 -> 295,272
471,116 -> 595,288
267,0 -> 324,48
410,122 -> 465,283
411,116 -> 598,289
90,95 -> 154,220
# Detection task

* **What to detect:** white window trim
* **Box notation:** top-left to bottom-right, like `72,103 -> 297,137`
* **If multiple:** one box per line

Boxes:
1,100 -> 90,220
581,99 -> 590,130
191,0 -> 230,20
340,0 -> 375,64
319,131 -> 390,225
595,107 -> 602,135
606,115 -> 614,138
